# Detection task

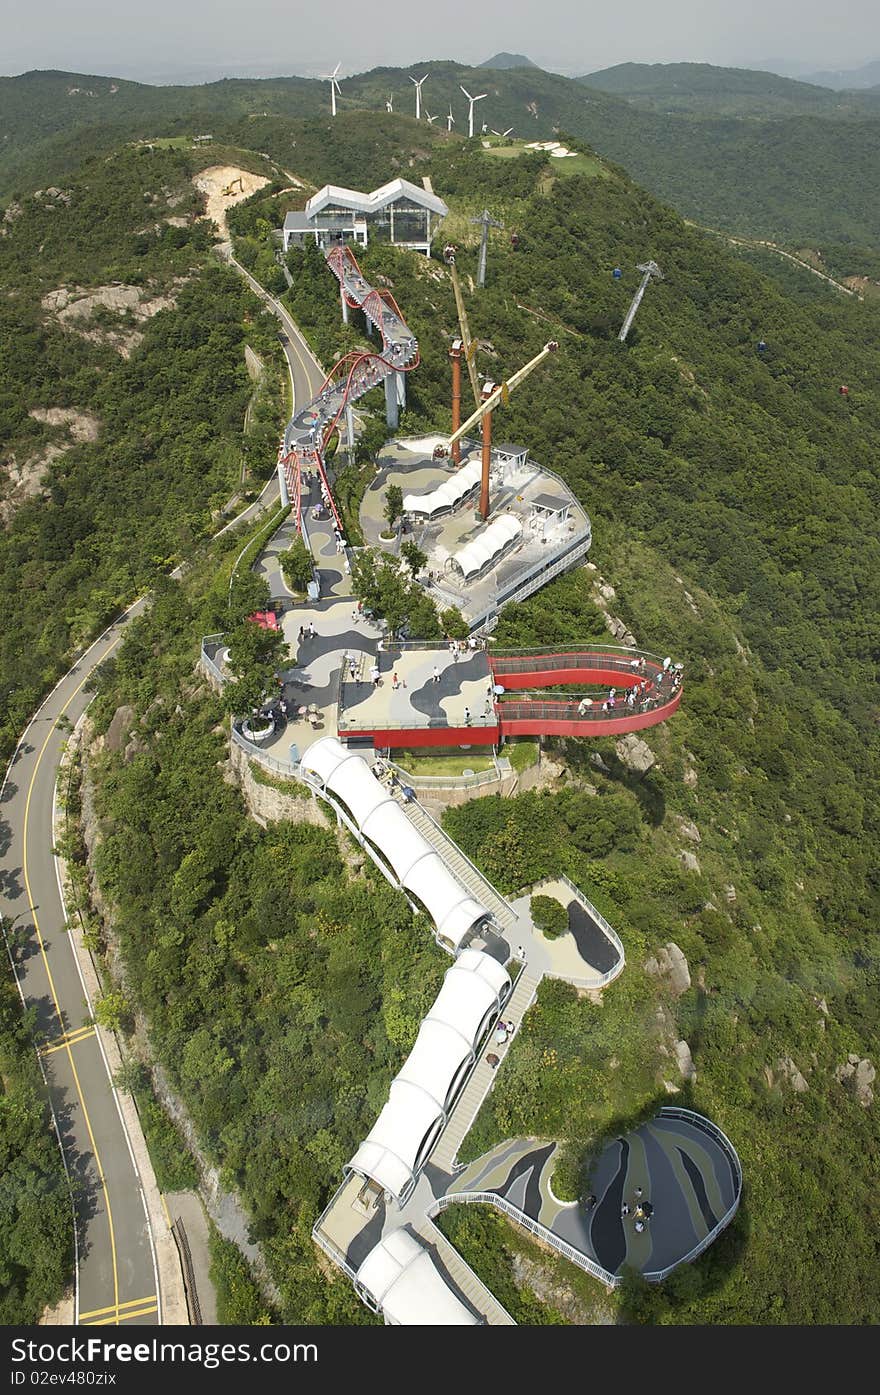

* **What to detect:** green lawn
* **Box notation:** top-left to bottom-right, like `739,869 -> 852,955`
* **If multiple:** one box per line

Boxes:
394,746 -> 496,776
505,739 -> 539,772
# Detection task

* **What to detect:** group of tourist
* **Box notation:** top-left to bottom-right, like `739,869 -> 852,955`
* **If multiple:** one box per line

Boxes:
621,1186 -> 655,1234
574,658 -> 684,718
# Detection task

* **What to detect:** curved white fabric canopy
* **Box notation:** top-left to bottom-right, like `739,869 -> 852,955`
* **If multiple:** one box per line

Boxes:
324,752 -> 396,828
303,741 -> 491,948
429,949 -> 510,1044
361,802 -> 435,883
404,459 -> 482,517
396,1018 -> 473,1115
300,735 -> 351,785
356,1230 -> 478,1326
401,852 -> 488,949
454,515 -> 521,579
349,948 -> 510,1200
349,1079 -> 444,1203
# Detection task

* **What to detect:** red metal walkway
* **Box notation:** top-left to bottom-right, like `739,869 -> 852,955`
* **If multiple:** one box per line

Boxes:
279,244 -> 421,534
340,646 -> 682,748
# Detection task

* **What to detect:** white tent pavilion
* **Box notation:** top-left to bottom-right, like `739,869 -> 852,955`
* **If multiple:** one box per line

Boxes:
452,515 -> 522,580
356,1230 -> 479,1325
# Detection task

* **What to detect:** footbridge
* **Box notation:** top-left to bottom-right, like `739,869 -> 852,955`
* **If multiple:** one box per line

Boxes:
278,244 -> 420,533
490,645 -> 683,737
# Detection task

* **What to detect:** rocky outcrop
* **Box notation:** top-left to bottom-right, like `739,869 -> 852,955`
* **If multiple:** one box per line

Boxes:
228,740 -> 326,829
105,704 -> 135,753
615,732 -> 656,776
678,849 -> 701,875
675,1040 -> 697,1082
675,816 -> 701,844
834,1055 -> 875,1107
777,1056 -> 809,1093
645,942 -> 691,998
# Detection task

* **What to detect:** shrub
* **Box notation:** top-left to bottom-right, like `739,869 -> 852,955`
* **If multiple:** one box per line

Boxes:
531,894 -> 569,939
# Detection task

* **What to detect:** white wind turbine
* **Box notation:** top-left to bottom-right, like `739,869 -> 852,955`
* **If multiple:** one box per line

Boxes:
459,85 -> 486,138
446,105 -> 455,133
323,62 -> 342,117
385,93 -> 394,113
424,110 -> 438,125
410,73 -> 428,120
491,126 -> 515,138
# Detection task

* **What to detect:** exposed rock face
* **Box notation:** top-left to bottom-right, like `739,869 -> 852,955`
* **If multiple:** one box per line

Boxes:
675,816 -> 701,844
777,1056 -> 809,1093
645,942 -> 691,998
589,751 -> 611,775
678,849 -> 701,875
510,1253 -> 615,1325
835,1055 -> 875,1107
28,406 -> 100,441
675,1040 -> 697,1081
105,705 -> 135,753
615,732 -> 656,776
724,884 -> 737,903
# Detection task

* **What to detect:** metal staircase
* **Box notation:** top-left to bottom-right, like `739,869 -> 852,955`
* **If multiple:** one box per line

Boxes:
395,795 -> 517,931
411,1218 -> 516,1325
431,964 -> 542,1173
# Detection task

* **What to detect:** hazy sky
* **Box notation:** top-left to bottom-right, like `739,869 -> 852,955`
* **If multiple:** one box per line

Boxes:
1,0 -> 877,81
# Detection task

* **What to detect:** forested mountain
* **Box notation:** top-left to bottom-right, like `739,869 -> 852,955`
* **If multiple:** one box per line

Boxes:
0,140 -> 288,760
3,62 -> 880,249
804,58 -> 880,89
15,120 -> 871,1323
479,53 -> 540,70
577,60 -> 880,115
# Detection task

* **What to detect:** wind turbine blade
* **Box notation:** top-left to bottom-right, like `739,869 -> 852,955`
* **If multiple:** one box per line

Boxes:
460,85 -> 471,99
475,93 -> 487,101
332,62 -> 341,77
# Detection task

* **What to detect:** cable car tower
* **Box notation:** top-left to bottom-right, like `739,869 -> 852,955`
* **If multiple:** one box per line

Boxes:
471,208 -> 504,288
618,260 -> 663,342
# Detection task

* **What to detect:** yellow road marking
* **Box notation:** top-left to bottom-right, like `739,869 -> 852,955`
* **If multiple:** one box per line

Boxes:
82,1302 -> 159,1327
78,1294 -> 157,1321
41,1025 -> 96,1054
23,636 -> 123,1320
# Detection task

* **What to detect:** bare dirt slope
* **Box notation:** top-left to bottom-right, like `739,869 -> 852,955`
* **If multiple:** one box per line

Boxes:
193,166 -> 271,238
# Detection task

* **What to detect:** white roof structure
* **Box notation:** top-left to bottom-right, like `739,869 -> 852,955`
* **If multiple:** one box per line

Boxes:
348,948 -> 510,1202
307,177 -> 449,220
453,515 -> 522,579
403,459 -> 482,517
301,740 -> 490,950
356,1230 -> 479,1325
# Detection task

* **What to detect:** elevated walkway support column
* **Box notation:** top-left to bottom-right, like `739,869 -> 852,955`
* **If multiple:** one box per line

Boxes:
385,370 -> 400,431
277,458 -> 290,506
340,284 -> 349,326
345,403 -> 356,452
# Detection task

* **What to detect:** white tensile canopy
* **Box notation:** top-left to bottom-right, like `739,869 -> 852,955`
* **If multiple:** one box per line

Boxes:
356,1230 -> 479,1325
348,949 -> 510,1200
404,459 -> 482,517
453,515 -> 521,579
400,852 -> 488,949
302,740 -> 491,950
348,1080 -> 444,1203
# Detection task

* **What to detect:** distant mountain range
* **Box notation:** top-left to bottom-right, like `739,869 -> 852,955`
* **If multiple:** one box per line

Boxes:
3,58 -> 880,248
578,60 -> 880,116
802,58 -> 880,89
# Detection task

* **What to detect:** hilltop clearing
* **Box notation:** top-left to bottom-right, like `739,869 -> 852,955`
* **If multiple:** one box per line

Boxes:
193,165 -> 271,238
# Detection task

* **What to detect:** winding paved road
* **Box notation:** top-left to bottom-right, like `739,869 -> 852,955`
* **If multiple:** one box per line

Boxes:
0,255 -> 322,1325
0,607 -> 159,1326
